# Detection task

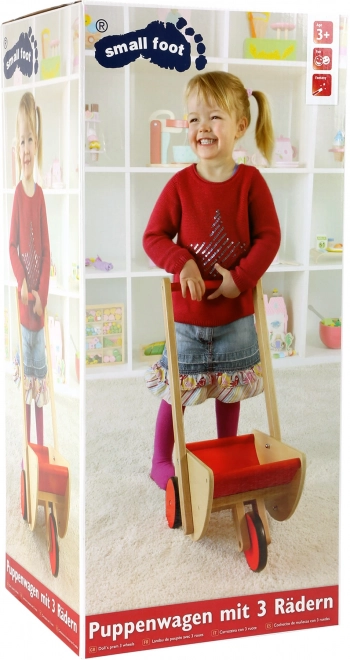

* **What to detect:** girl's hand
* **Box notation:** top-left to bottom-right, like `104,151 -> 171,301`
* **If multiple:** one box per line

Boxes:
21,278 -> 28,305
32,290 -> 43,316
180,259 -> 206,301
207,263 -> 241,300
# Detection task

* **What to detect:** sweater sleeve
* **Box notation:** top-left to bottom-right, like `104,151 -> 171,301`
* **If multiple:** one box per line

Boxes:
9,187 -> 26,290
231,170 -> 281,292
37,189 -> 50,310
143,176 -> 193,274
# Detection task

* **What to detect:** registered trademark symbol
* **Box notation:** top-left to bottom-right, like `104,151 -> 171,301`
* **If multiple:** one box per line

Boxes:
96,19 -> 108,33
4,37 -> 8,49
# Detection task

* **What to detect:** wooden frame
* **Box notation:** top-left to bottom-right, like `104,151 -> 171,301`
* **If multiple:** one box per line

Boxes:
161,278 -> 306,551
17,291 -> 70,564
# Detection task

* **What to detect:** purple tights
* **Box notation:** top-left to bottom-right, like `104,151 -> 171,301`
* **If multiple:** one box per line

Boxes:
26,403 -> 44,445
150,398 -> 240,490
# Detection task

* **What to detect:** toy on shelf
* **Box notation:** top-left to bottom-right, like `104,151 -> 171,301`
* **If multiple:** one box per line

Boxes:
270,22 -> 295,40
85,256 -> 113,271
244,11 -> 296,61
329,130 -> 345,163
150,110 -> 196,165
273,136 -> 298,167
310,233 -> 343,263
308,305 -> 341,349
85,14 -> 102,50
264,289 -> 295,358
43,158 -> 65,189
40,29 -> 61,80
86,305 -> 124,366
233,145 -> 250,164
140,340 -> 165,364
85,104 -> 106,163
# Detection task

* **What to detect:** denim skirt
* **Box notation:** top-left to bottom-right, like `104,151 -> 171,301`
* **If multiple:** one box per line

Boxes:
145,315 -> 264,406
21,325 -> 47,379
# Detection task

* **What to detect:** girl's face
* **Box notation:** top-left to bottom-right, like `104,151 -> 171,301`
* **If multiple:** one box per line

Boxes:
187,91 -> 247,165
18,112 -> 37,182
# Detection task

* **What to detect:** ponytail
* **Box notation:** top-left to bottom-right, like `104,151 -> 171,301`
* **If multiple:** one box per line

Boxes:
251,90 -> 274,164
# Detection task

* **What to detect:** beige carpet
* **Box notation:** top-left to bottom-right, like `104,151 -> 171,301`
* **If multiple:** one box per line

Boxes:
85,363 -> 340,615
5,375 -> 80,613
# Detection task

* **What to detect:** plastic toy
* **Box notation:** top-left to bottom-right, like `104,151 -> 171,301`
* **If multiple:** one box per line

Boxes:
85,104 -> 106,163
308,305 -> 341,349
244,12 -> 296,61
270,22 -> 295,40
273,136 -> 298,167
17,292 -> 70,577
150,110 -> 190,165
40,29 -> 61,80
329,130 -> 345,163
264,289 -> 295,357
85,14 -> 102,50
162,278 -> 306,571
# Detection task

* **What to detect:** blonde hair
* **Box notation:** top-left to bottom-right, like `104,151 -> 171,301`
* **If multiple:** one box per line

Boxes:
185,71 -> 274,164
16,92 -> 43,175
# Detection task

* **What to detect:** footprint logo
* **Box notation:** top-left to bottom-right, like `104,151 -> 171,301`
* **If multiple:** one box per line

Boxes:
95,19 -> 207,72
175,16 -> 207,71
3,27 -> 39,80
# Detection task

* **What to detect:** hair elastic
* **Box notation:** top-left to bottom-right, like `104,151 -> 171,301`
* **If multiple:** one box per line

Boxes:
246,88 -> 253,98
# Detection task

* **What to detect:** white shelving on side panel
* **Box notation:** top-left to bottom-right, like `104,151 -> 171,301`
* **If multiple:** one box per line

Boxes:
83,6 -> 345,379
1,3 -> 82,396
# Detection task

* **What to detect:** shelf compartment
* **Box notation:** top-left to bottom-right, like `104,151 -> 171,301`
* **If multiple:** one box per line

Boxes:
85,172 -> 126,273
310,173 -> 344,258
262,270 -> 307,362
85,57 -> 125,168
306,270 -> 342,359
263,173 -> 310,267
131,275 -> 165,371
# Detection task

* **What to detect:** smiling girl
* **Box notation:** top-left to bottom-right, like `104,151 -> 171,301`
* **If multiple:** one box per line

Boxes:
143,71 -> 280,490
9,92 -> 50,445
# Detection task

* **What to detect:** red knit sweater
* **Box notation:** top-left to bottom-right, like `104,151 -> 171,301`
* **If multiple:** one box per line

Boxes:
9,182 -> 50,331
143,164 -> 280,327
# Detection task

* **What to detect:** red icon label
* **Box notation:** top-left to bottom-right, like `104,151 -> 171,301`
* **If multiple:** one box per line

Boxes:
313,48 -> 332,70
314,21 -> 333,44
312,74 -> 332,96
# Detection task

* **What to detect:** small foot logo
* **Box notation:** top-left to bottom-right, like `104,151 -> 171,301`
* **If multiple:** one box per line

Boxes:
3,27 -> 38,80
95,19 -> 207,72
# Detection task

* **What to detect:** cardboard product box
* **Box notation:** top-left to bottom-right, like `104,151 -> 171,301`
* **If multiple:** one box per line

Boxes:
1,1 -> 347,657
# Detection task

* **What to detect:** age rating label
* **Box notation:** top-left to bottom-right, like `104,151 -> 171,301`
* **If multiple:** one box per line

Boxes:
314,21 -> 333,44
307,16 -> 339,104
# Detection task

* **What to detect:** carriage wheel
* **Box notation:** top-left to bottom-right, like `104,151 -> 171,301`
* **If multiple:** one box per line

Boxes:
48,513 -> 59,577
20,470 -> 27,521
166,477 -> 182,529
244,511 -> 267,572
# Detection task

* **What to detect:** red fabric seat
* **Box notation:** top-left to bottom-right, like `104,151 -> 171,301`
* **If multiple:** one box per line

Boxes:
28,443 -> 69,497
187,434 -> 301,499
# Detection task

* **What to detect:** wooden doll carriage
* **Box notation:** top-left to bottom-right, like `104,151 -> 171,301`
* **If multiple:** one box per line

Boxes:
162,278 -> 306,571
17,291 -> 70,577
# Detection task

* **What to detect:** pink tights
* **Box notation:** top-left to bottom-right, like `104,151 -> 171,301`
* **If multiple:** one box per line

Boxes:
150,398 -> 240,490
26,403 -> 44,445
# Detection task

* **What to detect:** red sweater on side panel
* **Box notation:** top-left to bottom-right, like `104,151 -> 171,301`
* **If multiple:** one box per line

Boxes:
143,164 -> 281,327
9,182 -> 50,332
